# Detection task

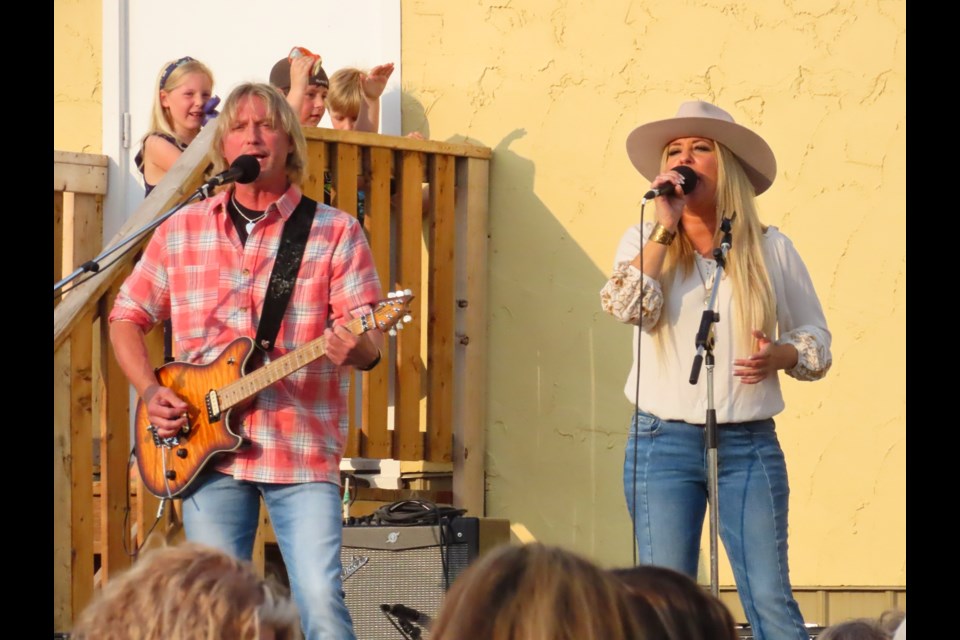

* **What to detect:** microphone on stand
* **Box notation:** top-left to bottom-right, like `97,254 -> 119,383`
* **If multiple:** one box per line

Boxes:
641,165 -> 698,203
198,155 -> 260,199
381,603 -> 433,628
203,154 -> 261,189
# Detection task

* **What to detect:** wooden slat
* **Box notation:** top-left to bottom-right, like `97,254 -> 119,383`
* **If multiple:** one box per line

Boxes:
394,151 -> 425,460
70,311 -> 96,617
54,192 -> 64,289
301,141 -> 328,204
62,192 -> 104,282
55,123 -> 214,351
426,155 -> 456,463
303,127 -> 492,159
53,339 -> 73,632
452,158 -> 490,516
53,151 -> 109,195
362,147 -> 394,458
99,270 -> 133,581
333,143 -> 362,456
135,326 -> 166,548
333,143 -> 360,216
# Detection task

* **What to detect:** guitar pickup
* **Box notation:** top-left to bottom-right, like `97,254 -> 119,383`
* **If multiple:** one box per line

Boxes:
205,390 -> 222,422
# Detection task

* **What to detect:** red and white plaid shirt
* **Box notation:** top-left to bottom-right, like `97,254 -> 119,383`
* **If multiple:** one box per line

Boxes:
109,185 -> 382,485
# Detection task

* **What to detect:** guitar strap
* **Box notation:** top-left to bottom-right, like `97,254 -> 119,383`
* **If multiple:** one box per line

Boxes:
254,193 -> 318,353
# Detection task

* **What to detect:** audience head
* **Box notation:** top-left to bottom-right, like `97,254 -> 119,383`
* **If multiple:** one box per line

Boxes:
818,618 -> 891,640
326,67 -> 364,131
71,543 -> 301,640
431,542 -> 649,640
611,564 -> 738,640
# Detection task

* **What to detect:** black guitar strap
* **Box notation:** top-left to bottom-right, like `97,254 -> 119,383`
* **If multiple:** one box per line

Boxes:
254,194 -> 318,352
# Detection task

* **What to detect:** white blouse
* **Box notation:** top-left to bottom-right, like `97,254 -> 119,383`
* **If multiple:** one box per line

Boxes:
600,222 -> 831,424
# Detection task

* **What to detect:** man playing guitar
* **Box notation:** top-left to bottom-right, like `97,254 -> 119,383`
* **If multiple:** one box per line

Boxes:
108,82 -> 383,640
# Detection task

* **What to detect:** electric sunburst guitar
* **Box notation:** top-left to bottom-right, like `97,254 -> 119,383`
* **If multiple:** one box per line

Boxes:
135,289 -> 414,499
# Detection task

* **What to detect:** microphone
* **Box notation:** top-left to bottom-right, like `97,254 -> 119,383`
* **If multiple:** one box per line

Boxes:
642,165 -> 698,202
381,604 -> 433,628
204,155 -> 261,189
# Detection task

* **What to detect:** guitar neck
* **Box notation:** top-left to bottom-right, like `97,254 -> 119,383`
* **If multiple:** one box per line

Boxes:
217,314 -> 367,410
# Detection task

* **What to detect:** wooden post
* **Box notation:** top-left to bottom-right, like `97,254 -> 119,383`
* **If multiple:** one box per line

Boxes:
53,339 -> 73,632
452,158 -> 490,516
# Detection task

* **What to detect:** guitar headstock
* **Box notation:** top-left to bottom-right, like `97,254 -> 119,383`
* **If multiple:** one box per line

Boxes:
368,289 -> 415,337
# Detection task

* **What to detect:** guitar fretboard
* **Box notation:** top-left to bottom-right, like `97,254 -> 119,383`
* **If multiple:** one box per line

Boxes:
216,314 -> 367,410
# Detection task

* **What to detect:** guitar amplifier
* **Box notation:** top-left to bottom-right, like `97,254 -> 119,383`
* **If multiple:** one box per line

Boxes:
340,517 -> 479,640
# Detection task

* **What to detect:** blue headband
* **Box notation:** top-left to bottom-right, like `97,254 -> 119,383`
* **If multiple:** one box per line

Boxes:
160,56 -> 197,89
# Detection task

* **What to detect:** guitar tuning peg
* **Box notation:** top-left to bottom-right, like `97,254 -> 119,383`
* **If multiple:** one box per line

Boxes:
404,288 -> 413,296
388,328 -> 397,337
386,291 -> 396,299
396,322 -> 404,331
402,314 -> 413,323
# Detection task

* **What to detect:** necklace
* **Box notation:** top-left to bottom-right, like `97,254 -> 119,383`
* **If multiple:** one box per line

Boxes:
231,193 -> 267,235
693,253 -> 717,307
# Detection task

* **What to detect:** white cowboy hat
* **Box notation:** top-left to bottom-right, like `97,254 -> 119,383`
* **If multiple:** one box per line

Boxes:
625,100 -> 777,195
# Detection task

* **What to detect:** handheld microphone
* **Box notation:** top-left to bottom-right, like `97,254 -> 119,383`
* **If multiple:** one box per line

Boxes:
642,165 -> 698,202
204,155 -> 261,189
381,604 -> 433,628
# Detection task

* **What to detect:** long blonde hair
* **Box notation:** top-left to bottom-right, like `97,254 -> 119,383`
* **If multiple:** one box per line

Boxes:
142,57 -> 215,147
654,142 -> 775,353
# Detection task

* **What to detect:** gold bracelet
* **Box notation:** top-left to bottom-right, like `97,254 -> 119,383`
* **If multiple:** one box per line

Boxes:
649,223 -> 676,246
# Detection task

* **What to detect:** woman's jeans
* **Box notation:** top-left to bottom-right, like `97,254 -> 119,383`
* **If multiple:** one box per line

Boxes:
181,471 -> 355,640
623,410 -> 808,640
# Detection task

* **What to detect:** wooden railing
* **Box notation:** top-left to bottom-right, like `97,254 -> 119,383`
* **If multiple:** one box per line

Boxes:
53,127 -> 491,633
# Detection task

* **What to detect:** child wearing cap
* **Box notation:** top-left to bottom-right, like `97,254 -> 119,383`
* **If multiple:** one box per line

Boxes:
269,53 -> 330,128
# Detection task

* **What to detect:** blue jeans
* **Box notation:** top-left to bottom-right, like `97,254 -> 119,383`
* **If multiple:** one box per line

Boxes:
181,471 -> 355,640
623,410 -> 808,640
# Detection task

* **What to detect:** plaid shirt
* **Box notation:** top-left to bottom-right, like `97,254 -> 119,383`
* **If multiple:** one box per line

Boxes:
109,185 -> 382,485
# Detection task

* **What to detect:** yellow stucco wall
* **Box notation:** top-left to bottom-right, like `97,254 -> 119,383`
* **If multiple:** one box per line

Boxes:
52,0 -> 905,588
402,0 -> 905,587
54,0 -> 101,153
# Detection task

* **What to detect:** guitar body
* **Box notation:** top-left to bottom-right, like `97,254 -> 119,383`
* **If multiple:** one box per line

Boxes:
135,337 -> 254,498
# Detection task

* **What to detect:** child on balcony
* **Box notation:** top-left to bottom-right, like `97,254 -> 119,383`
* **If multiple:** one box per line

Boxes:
135,57 -> 218,196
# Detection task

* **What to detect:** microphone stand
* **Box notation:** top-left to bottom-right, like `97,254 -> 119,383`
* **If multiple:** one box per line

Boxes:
688,216 -> 732,598
53,182 -> 219,296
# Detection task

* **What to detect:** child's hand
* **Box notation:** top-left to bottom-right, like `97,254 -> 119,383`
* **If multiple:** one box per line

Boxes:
405,132 -> 425,140
290,55 -> 314,92
361,63 -> 395,99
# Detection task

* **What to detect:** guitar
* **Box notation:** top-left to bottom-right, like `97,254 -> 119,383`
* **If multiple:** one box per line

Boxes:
135,290 -> 414,499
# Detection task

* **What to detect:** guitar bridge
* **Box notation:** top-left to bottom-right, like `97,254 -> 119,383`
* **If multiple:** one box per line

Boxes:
205,390 -> 222,422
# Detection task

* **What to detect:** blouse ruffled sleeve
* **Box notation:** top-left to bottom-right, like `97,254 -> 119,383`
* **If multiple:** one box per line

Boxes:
766,228 -> 833,381
599,222 -> 664,331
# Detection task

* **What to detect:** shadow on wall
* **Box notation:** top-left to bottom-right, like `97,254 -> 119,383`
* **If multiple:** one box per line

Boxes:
400,96 -> 639,561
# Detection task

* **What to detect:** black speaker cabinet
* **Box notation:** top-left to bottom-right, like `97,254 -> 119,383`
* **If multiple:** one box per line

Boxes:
340,517 -> 479,639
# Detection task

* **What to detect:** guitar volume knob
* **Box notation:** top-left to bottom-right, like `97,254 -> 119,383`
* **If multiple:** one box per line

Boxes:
165,471 -> 177,480
176,449 -> 188,458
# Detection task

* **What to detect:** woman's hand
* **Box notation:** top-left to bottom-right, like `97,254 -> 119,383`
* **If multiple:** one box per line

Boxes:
733,330 -> 799,385
648,169 -> 690,230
